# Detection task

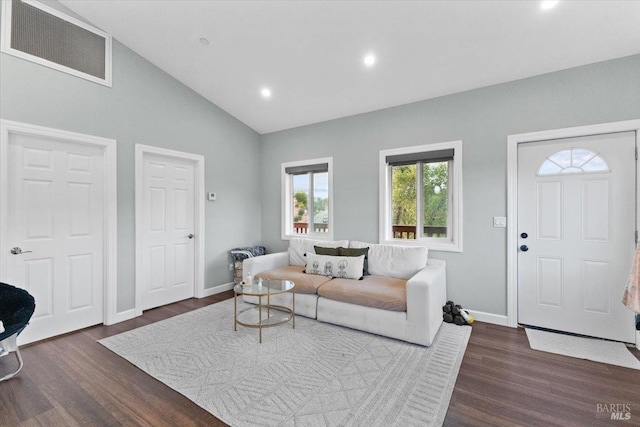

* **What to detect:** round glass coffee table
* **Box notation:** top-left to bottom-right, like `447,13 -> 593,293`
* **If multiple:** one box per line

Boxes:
233,279 -> 295,343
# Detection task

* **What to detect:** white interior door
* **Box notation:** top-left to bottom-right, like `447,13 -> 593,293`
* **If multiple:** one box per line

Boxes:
139,153 -> 196,310
518,132 -> 636,343
3,133 -> 105,343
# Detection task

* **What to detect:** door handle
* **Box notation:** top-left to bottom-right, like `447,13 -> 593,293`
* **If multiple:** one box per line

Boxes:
187,234 -> 194,239
10,247 -> 33,255
520,245 -> 529,252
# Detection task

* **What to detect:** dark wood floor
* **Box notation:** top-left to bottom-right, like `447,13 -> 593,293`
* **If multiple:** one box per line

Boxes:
2,291 -> 639,426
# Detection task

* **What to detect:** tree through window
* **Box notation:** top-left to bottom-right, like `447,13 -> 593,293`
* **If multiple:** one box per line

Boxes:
282,158 -> 332,239
380,141 -> 463,252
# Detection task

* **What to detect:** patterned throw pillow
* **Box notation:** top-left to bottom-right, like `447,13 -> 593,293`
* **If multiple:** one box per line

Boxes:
304,253 -> 365,280
338,247 -> 369,275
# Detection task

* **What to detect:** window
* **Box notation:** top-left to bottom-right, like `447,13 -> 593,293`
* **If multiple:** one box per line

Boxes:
379,141 -> 462,252
538,148 -> 609,175
281,157 -> 333,240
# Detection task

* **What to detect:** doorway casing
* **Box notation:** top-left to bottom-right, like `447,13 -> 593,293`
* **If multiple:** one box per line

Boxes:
0,119 -> 120,328
507,119 -> 640,328
134,144 -> 205,316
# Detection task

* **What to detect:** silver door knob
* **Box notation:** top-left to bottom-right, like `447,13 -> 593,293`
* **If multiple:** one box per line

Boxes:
187,234 -> 194,239
10,247 -> 33,255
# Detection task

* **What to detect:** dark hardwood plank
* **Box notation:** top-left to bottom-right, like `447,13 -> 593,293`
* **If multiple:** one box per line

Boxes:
445,321 -> 640,426
2,291 -> 639,426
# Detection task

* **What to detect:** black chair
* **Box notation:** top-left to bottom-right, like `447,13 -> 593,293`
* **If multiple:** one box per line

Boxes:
0,282 -> 36,381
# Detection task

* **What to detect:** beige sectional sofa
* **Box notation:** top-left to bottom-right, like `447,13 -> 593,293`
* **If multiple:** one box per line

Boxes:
242,239 -> 447,346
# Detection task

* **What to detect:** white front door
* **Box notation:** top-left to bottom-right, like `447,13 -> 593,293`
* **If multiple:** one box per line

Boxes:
2,133 -> 105,343
518,131 -> 636,343
139,153 -> 196,310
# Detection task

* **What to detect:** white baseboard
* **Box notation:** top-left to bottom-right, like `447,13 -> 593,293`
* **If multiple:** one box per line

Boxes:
467,310 -> 509,327
201,282 -> 235,297
105,308 -> 137,325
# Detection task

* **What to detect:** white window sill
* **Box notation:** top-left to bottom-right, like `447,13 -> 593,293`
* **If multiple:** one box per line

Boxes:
380,238 -> 462,253
281,233 -> 334,241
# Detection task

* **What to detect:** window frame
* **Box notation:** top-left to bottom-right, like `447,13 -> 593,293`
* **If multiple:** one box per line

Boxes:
281,157 -> 333,241
379,141 -> 463,252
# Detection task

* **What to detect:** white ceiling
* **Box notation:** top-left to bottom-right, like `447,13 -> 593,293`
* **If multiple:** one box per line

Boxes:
59,0 -> 640,134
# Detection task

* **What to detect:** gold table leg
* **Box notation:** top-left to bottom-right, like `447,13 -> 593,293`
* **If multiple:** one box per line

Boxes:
259,295 -> 262,344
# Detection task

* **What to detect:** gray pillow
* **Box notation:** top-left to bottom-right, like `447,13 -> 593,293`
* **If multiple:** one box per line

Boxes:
314,245 -> 341,256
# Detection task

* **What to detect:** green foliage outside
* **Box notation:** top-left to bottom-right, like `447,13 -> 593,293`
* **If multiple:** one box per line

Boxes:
392,165 -> 417,225
293,190 -> 307,222
392,162 -> 448,231
293,189 -> 328,224
314,197 -> 327,212
422,162 -> 448,227
294,190 -> 307,207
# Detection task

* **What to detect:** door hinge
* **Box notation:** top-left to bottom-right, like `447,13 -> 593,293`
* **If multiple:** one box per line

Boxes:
636,147 -> 638,160
636,230 -> 638,244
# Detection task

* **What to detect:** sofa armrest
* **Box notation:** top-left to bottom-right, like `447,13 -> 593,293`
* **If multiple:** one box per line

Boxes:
406,259 -> 447,346
242,252 -> 289,281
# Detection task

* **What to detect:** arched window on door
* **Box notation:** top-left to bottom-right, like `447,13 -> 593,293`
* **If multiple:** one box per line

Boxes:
538,148 -> 609,176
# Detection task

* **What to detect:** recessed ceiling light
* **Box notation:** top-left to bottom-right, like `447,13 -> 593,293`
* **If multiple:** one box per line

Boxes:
540,1 -> 559,10
363,54 -> 376,67
261,88 -> 272,98
199,38 -> 210,46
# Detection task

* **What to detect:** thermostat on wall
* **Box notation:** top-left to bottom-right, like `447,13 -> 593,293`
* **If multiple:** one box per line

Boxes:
207,192 -> 216,201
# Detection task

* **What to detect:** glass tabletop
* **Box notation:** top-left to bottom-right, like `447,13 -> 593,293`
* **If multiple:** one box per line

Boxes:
234,279 -> 295,296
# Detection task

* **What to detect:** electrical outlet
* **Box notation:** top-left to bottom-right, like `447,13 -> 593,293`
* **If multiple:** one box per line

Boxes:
228,263 -> 234,271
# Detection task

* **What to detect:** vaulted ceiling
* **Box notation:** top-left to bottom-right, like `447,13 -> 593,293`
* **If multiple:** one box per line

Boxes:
60,0 -> 640,134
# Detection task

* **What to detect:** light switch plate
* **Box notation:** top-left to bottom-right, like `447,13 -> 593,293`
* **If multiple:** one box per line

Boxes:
493,216 -> 507,227
207,192 -> 216,201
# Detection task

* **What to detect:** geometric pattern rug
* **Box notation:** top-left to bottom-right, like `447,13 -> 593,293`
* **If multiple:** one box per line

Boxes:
99,299 -> 471,426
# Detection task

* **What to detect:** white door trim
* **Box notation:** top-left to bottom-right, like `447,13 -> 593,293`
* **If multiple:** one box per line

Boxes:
507,119 -> 640,328
0,119 -> 119,325
134,144 -> 205,316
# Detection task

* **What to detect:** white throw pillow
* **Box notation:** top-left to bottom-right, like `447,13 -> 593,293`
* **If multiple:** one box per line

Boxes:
305,253 -> 365,280
349,241 -> 428,279
288,238 -> 349,267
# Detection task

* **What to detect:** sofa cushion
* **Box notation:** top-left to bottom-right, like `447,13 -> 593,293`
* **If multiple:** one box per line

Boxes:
289,238 -> 349,267
255,265 -> 332,294
349,241 -> 427,279
305,253 -> 365,280
317,275 -> 407,312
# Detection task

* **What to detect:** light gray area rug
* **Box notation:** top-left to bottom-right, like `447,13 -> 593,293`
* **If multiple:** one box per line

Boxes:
525,328 -> 640,370
99,299 -> 471,427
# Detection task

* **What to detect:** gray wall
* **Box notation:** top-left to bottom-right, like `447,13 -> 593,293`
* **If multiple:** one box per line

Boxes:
1,36 -> 261,312
2,0 -> 639,319
259,54 -> 640,316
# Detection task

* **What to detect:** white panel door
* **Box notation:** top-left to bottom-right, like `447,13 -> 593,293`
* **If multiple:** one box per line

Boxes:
3,133 -> 104,343
140,153 -> 195,310
518,132 -> 636,342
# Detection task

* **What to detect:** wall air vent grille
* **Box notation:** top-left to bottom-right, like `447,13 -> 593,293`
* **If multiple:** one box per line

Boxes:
1,0 -> 112,86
